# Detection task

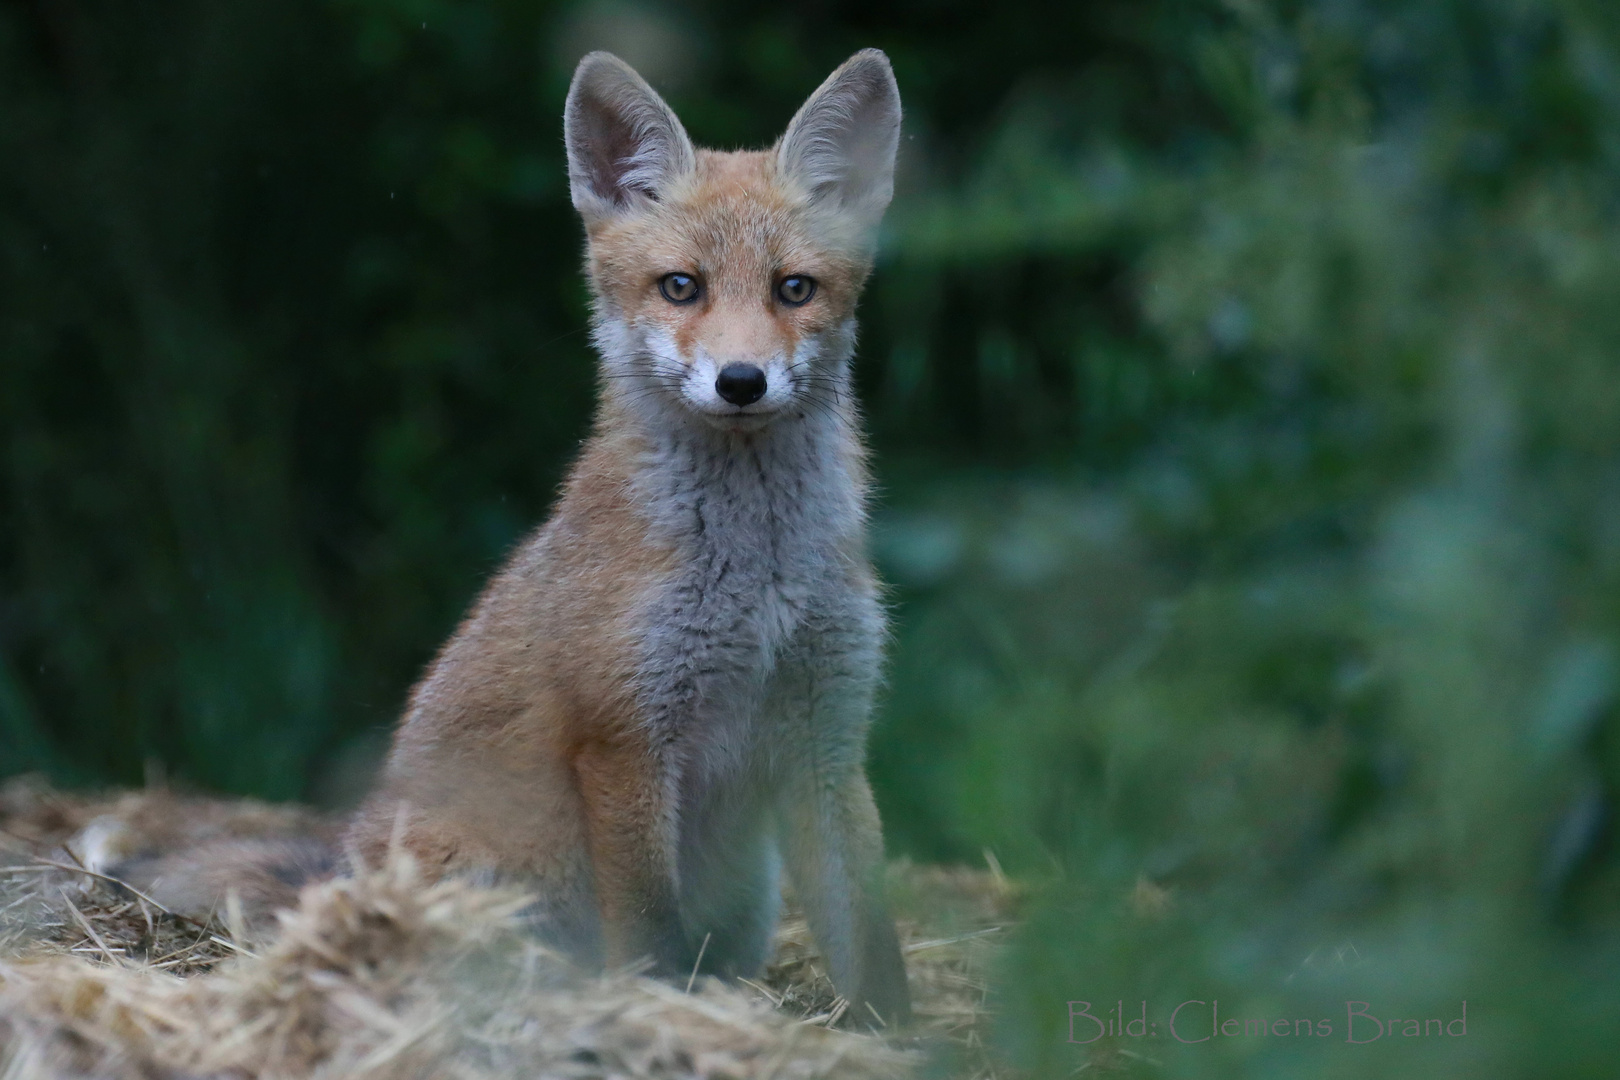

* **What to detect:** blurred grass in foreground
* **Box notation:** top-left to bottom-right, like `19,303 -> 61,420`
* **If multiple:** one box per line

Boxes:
864,2 -> 1620,1074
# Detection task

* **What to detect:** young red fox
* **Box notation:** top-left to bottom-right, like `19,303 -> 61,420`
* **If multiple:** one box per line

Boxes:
92,48 -> 908,1027
340,49 -> 911,1023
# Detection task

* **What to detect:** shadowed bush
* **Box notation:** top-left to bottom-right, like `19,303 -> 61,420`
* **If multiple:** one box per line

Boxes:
3,0 -> 1619,1075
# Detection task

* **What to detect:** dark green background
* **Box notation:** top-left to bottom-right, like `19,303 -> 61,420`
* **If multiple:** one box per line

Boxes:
3,0 -> 1618,1073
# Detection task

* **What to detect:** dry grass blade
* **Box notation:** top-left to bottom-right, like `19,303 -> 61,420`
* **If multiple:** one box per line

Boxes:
738,976 -> 783,1006
60,891 -> 123,967
20,859 -> 208,933
686,931 -> 711,994
904,927 -> 1003,954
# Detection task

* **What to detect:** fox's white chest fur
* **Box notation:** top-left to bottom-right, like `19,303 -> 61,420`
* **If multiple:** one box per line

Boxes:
628,386 -> 876,783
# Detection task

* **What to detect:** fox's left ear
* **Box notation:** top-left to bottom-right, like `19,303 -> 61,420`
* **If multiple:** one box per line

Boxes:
777,49 -> 902,236
564,52 -> 696,222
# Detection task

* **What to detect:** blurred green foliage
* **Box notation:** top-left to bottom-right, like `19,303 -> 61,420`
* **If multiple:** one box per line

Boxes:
3,0 -> 1620,1074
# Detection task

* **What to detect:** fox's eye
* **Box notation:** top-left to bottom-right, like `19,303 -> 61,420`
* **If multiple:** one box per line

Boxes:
659,273 -> 700,304
777,275 -> 816,306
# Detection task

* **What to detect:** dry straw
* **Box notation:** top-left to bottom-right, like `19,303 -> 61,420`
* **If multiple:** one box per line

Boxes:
0,780 -> 1015,1079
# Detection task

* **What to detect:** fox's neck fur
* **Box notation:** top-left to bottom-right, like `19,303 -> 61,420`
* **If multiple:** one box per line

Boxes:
595,313 -> 867,550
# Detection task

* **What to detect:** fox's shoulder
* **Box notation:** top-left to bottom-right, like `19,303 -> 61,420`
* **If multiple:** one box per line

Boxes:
392,423 -> 677,741
488,421 -> 680,598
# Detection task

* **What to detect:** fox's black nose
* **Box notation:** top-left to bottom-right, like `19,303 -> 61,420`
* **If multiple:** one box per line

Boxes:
715,362 -> 767,406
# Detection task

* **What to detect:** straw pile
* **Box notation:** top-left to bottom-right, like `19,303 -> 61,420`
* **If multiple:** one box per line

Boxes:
0,777 -> 1017,1079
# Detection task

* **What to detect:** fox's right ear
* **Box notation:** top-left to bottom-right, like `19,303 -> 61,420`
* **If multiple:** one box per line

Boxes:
564,52 -> 696,222
777,49 -> 902,237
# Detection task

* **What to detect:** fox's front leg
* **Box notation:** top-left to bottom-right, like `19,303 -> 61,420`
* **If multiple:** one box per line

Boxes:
573,737 -> 690,974
771,610 -> 911,1027
779,762 -> 911,1027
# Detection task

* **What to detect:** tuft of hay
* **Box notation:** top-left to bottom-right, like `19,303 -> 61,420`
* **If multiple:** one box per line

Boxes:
0,781 -> 1017,1079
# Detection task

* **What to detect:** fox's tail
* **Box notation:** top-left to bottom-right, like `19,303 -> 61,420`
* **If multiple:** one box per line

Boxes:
108,836 -> 340,933
62,791 -> 343,933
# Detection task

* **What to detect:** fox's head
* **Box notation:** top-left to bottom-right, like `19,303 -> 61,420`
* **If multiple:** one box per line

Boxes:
564,50 -> 901,434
